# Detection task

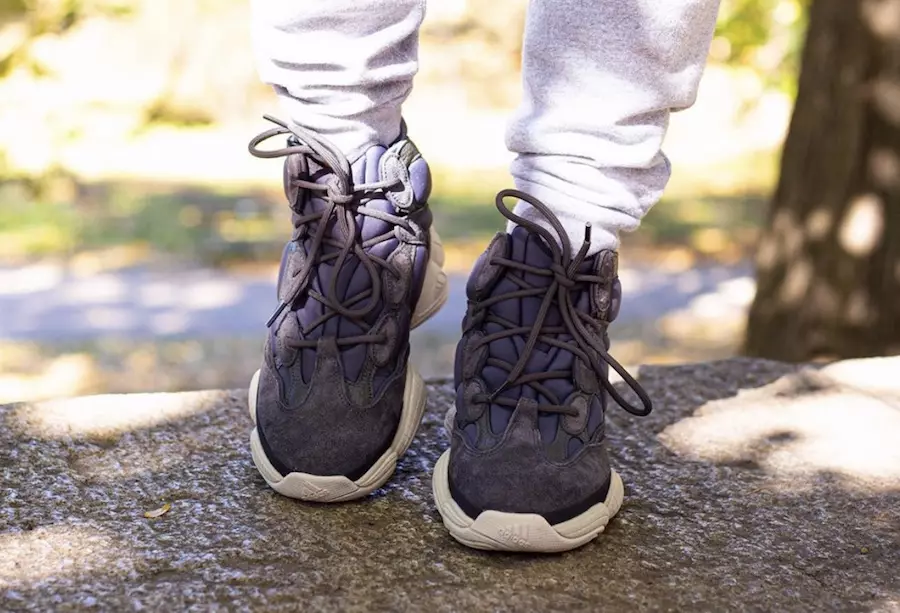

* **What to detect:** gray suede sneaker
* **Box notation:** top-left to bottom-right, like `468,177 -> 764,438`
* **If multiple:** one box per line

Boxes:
247,117 -> 447,502
432,189 -> 652,552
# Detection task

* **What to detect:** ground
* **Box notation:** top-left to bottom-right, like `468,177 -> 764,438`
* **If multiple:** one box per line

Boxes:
1,358 -> 898,611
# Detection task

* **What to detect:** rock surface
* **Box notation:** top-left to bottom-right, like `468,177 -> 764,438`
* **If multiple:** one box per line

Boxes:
1,358 -> 898,612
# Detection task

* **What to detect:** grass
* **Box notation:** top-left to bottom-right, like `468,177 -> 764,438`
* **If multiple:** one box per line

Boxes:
0,151 -> 775,268
0,180 -> 286,265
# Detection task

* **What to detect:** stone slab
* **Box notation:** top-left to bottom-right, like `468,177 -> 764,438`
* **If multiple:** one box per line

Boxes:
1,358 -> 898,611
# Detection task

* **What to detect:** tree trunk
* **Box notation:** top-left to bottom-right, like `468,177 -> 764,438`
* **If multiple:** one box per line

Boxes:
744,0 -> 900,361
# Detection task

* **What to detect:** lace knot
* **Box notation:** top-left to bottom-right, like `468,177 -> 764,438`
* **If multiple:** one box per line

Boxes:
327,190 -> 354,206
551,263 -> 577,289
249,115 -> 416,348
478,189 -> 654,418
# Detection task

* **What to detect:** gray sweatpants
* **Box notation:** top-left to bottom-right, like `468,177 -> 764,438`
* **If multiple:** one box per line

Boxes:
251,0 -> 720,253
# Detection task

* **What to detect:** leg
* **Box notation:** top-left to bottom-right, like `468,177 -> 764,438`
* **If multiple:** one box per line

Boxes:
251,0 -> 425,159
247,1 -> 448,503
434,0 -> 721,552
507,0 -> 721,253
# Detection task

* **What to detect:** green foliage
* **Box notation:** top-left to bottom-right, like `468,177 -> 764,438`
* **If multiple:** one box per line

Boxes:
714,0 -> 810,93
143,98 -> 215,128
0,0 -> 29,20
0,187 -> 80,257
0,0 -> 132,78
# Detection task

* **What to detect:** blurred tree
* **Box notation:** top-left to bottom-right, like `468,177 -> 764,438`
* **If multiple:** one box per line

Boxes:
745,0 -> 900,360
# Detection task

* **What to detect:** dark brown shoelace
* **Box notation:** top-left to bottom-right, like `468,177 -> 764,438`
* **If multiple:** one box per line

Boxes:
466,189 -> 653,417
248,116 -> 414,349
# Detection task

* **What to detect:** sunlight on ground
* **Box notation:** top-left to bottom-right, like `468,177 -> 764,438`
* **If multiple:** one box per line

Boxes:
818,356 -> 900,397
11,390 -> 223,439
54,274 -> 245,312
0,525 -> 131,587
660,358 -> 900,490
660,276 -> 756,346
0,352 -> 97,403
0,265 -> 63,296
0,339 -> 263,403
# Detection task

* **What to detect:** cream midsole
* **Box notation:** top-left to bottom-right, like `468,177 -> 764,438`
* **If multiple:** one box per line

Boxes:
411,227 -> 448,329
432,450 -> 625,552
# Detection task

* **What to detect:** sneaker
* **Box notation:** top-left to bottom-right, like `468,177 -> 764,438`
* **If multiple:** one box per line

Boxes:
247,116 -> 447,502
432,189 -> 652,552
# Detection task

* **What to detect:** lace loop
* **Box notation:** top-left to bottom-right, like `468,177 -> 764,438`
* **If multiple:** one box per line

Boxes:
480,189 -> 653,417
249,116 -> 408,348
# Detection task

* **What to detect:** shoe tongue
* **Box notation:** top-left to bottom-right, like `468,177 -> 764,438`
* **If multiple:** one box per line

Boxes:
483,226 -> 596,444
491,226 -> 594,325
292,144 -> 399,382
302,145 -> 393,243
509,226 -> 555,288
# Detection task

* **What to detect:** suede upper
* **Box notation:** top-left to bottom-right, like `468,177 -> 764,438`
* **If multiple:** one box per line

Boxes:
252,126 -> 433,480
447,190 -> 651,524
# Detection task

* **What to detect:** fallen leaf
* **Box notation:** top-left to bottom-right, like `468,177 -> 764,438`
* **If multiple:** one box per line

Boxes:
144,503 -> 171,519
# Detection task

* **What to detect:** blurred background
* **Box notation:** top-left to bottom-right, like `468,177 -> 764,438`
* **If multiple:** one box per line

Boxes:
1,0 -> 896,403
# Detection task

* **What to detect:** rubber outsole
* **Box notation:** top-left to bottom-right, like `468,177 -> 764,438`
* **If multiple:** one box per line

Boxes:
432,450 -> 624,553
247,228 -> 448,503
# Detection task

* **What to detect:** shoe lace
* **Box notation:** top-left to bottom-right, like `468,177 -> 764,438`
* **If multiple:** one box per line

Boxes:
248,115 -> 415,348
467,189 -> 653,417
